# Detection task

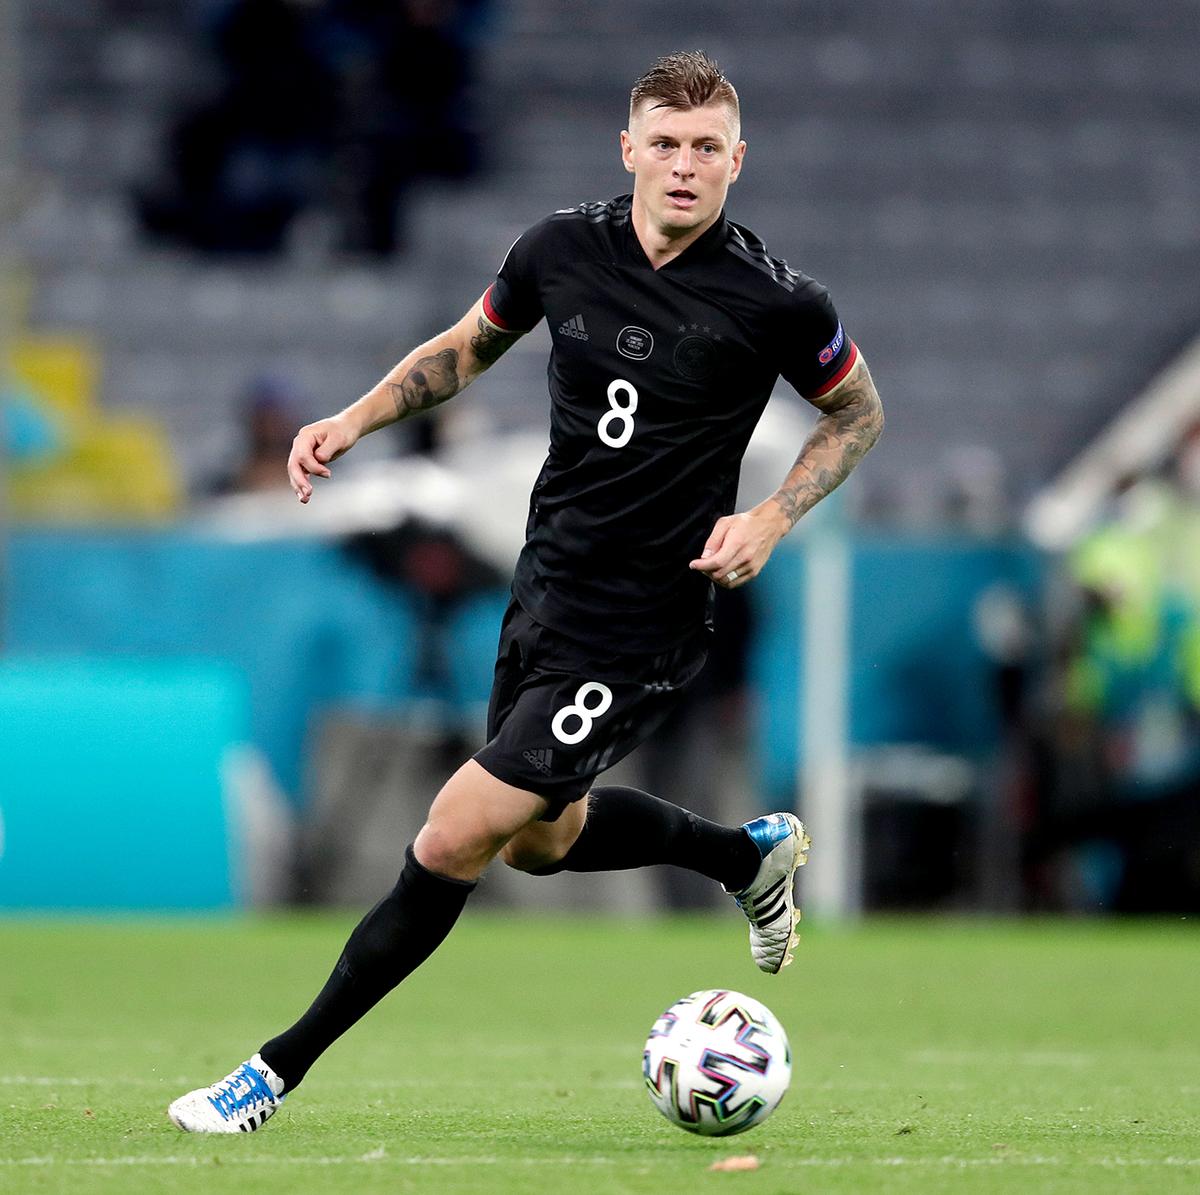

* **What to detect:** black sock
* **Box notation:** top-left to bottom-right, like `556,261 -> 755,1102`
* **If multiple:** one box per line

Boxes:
259,845 -> 474,1091
541,785 -> 760,892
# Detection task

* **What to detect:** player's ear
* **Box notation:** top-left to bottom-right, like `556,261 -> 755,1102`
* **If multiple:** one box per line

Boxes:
619,129 -> 636,174
728,140 -> 746,185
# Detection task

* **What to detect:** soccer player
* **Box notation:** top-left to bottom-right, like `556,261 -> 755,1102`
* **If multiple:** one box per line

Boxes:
168,50 -> 883,1133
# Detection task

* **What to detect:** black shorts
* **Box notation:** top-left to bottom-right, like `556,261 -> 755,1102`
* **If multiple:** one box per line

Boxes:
473,598 -> 708,819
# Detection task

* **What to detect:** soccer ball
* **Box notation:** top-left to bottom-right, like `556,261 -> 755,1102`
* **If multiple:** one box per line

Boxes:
642,989 -> 791,1136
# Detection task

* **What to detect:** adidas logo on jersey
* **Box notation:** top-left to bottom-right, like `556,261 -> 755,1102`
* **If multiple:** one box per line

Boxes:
557,314 -> 589,341
523,747 -> 554,775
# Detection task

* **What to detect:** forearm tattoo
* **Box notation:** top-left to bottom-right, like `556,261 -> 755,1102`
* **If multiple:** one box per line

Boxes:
388,348 -> 462,419
772,365 -> 884,530
469,317 -> 522,368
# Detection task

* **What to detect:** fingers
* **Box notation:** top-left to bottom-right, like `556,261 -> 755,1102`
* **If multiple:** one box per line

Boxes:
714,562 -> 752,588
689,518 -> 732,573
690,526 -> 754,589
689,513 -> 777,588
288,429 -> 334,502
697,520 -> 729,562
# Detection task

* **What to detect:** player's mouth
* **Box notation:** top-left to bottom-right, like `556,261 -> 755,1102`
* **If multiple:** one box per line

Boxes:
666,188 -> 698,208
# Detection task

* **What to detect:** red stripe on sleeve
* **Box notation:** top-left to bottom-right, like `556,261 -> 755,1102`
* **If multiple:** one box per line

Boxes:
482,285 -> 514,331
809,341 -> 859,398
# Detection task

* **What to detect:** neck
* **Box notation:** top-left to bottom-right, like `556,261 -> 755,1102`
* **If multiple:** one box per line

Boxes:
630,195 -> 722,270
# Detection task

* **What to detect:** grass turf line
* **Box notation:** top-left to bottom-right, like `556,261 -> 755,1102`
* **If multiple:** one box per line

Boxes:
0,914 -> 1197,1194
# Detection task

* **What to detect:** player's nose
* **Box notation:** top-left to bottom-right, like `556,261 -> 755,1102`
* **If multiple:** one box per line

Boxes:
673,147 -> 695,176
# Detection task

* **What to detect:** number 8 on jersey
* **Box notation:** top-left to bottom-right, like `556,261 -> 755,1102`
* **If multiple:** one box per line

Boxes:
597,379 -> 638,448
551,681 -> 614,745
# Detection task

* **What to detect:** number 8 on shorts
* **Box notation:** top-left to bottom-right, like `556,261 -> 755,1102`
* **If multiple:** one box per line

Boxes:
551,681 -> 614,745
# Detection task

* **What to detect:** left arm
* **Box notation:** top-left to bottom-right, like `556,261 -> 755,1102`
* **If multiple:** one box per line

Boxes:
689,353 -> 884,586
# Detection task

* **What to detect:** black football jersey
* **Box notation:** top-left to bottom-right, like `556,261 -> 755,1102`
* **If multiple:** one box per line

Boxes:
483,194 -> 858,654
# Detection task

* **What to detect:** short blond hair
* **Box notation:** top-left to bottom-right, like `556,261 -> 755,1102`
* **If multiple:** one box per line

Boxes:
629,51 -> 740,131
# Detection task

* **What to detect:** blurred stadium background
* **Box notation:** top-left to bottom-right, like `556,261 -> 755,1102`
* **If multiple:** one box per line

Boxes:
3,0 -> 1200,923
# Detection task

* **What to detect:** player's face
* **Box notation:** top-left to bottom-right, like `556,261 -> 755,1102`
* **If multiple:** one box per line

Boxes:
621,101 -> 745,236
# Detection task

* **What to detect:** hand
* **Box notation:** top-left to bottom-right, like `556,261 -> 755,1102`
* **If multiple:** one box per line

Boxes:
287,415 -> 359,503
688,503 -> 789,588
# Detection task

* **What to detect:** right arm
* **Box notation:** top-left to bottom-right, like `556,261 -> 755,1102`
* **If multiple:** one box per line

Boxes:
287,293 -> 525,502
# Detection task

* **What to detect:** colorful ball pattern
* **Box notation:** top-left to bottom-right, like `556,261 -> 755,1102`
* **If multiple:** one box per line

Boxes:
642,989 -> 791,1136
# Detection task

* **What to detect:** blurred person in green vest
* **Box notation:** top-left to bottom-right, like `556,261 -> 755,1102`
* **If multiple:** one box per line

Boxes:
1057,467 -> 1200,911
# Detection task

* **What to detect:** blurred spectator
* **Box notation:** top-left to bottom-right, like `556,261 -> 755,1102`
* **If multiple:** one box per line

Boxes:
137,0 -> 335,254
343,401 -> 503,761
1032,454 -> 1200,913
136,0 -> 484,257
322,0 -> 482,255
204,373 -> 301,495
972,582 -> 1039,911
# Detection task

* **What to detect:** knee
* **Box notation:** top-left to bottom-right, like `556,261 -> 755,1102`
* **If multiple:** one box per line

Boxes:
414,820 -> 493,881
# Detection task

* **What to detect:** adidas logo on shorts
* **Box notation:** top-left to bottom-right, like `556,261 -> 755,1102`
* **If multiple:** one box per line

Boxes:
557,314 -> 589,341
523,747 -> 554,775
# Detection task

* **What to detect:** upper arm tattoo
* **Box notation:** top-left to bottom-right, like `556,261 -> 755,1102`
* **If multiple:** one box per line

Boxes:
772,361 -> 885,530
469,316 -> 523,370
389,348 -> 462,419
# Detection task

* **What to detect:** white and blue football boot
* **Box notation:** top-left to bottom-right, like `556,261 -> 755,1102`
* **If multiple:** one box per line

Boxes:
730,813 -> 812,974
167,1053 -> 286,1133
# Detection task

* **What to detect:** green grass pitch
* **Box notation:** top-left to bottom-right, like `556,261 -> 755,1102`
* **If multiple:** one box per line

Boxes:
1,913 -> 1197,1194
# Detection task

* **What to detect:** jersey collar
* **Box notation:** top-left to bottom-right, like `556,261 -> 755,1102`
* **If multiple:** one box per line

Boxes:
620,195 -> 730,272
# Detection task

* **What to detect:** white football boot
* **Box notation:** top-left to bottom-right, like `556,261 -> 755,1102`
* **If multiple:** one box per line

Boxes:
167,1053 -> 286,1133
730,813 -> 812,974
